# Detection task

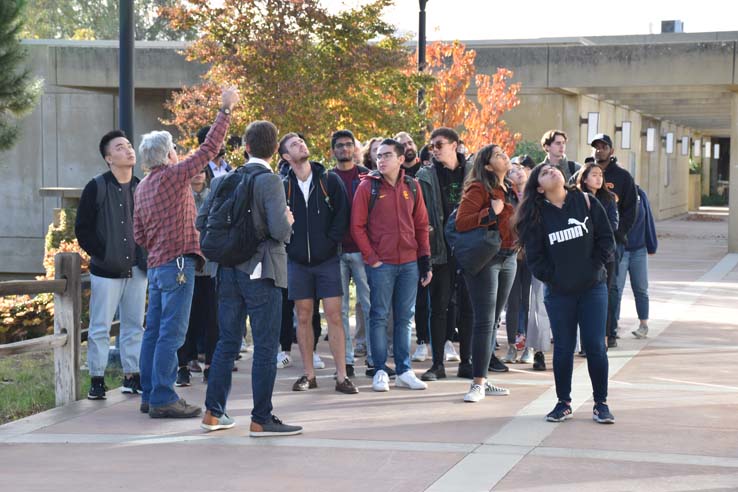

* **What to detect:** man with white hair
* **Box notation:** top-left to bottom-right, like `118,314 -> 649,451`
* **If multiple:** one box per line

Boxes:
133,87 -> 239,418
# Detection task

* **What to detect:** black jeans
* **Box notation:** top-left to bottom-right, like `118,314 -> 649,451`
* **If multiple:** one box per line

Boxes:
428,262 -> 452,366
505,259 -> 532,344
446,265 -> 473,362
606,243 -> 625,338
464,254 -> 517,378
178,276 -> 218,366
415,283 -> 430,344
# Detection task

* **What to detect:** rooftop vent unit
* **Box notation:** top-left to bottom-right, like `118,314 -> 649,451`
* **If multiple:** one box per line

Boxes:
661,20 -> 684,33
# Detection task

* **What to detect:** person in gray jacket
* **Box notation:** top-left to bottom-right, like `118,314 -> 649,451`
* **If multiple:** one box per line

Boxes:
196,120 -> 302,437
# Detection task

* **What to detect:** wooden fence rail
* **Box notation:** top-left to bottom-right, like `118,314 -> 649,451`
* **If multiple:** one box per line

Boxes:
0,253 -> 80,406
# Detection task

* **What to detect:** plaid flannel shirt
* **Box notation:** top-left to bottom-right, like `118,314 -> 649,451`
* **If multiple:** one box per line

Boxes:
134,111 -> 230,269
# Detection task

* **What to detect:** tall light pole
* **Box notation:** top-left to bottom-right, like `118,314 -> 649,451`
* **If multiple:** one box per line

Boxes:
418,0 -> 427,109
119,0 -> 134,143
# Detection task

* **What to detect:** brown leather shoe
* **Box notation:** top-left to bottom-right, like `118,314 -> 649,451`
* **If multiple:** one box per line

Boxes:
335,377 -> 359,394
292,375 -> 317,391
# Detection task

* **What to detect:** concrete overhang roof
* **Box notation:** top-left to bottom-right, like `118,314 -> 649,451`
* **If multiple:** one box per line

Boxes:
467,31 -> 738,136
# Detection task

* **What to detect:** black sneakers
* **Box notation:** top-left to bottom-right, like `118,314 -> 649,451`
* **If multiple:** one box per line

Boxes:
421,364 -> 446,381
121,373 -> 142,394
533,351 -> 546,371
88,376 -> 107,400
488,354 -> 509,372
457,361 -> 473,379
365,364 -> 396,378
175,366 -> 191,387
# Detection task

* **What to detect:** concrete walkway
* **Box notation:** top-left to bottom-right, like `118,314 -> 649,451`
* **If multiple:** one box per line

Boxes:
2,210 -> 737,491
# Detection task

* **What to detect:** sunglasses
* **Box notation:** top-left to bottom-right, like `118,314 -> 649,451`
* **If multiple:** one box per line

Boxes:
429,141 -> 450,150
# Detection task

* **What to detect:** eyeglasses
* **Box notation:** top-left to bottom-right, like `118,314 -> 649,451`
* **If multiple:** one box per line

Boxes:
429,141 -> 450,150
334,142 -> 355,149
376,152 -> 397,161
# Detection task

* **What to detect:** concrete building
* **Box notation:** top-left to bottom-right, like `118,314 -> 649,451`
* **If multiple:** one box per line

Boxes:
2,31 -> 736,275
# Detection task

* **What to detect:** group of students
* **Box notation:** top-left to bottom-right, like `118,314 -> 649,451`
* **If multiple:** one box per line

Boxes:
74,87 -> 657,437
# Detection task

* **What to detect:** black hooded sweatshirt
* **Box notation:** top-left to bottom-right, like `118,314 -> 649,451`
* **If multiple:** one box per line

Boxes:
524,190 -> 615,295
283,161 -> 349,266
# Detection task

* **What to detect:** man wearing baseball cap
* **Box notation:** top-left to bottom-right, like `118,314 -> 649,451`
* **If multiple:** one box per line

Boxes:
591,133 -> 638,348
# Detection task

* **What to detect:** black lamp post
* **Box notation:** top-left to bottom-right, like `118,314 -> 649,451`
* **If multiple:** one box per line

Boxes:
119,0 -> 134,143
418,0 -> 427,109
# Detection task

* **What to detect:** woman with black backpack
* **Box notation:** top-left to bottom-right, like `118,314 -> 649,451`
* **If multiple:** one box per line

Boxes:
513,164 -> 616,424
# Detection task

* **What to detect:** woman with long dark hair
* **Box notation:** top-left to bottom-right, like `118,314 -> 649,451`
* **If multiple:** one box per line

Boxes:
577,163 -> 619,356
454,144 -> 518,402
513,164 -> 616,423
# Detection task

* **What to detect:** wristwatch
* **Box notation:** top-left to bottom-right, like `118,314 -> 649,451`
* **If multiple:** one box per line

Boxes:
220,107 -> 231,115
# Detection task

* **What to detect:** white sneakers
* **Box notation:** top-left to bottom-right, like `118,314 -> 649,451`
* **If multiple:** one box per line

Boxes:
444,340 -> 461,362
276,351 -> 292,369
501,346 -> 518,363
412,342 -> 428,362
373,369 -> 427,391
396,370 -> 428,390
632,325 -> 649,339
519,347 -> 534,364
463,382 -> 510,402
372,370 -> 390,392
313,353 -> 325,369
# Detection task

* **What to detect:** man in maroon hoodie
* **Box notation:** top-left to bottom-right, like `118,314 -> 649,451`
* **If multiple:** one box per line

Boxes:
351,138 -> 432,392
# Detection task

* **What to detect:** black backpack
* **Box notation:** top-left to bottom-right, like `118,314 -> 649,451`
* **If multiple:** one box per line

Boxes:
367,170 -> 418,214
200,166 -> 270,266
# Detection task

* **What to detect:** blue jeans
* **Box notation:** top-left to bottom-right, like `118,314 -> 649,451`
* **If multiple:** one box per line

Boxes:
365,261 -> 419,375
615,247 -> 650,321
87,267 -> 147,376
140,257 -> 196,407
340,252 -> 371,365
463,254 -> 517,378
544,282 -> 609,403
205,268 -> 281,425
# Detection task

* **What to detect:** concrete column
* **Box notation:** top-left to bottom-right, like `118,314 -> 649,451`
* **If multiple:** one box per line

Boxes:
562,95 -> 580,161
702,140 -> 711,196
729,94 -> 738,252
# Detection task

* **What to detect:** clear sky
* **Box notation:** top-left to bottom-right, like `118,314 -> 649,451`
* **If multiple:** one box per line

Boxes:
319,0 -> 738,40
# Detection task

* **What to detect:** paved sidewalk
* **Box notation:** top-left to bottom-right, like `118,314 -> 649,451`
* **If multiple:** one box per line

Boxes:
2,210 -> 737,491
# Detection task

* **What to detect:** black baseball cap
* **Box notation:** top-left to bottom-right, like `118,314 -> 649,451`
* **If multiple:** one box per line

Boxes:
590,134 -> 613,147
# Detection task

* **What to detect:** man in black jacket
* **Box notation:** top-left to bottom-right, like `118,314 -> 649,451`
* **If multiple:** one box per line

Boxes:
279,132 -> 357,395
75,130 -> 148,400
591,134 -> 638,347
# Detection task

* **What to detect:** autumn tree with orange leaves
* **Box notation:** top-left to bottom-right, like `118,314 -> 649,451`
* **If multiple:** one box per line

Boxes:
162,0 -> 430,163
424,41 -> 521,155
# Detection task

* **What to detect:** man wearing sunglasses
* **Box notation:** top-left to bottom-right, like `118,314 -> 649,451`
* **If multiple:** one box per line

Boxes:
416,127 -> 475,381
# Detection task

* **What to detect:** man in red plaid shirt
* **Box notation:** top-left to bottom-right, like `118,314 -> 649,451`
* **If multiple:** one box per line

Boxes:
134,87 -> 239,418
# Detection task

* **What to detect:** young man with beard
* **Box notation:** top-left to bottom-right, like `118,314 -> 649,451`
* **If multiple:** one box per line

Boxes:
540,130 -> 581,183
591,134 -> 638,348
416,127 -> 476,380
279,133 -> 358,394
351,138 -> 432,392
395,131 -> 422,177
75,130 -> 148,400
328,130 -> 372,377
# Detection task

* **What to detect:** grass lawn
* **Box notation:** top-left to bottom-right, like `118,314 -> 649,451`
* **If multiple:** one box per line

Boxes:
0,345 -> 123,425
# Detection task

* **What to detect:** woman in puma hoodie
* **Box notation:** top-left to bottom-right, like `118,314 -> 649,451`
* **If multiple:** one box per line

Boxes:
514,164 -> 615,425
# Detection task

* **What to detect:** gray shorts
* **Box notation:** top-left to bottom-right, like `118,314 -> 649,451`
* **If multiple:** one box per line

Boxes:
287,255 -> 343,301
